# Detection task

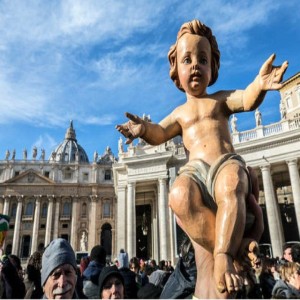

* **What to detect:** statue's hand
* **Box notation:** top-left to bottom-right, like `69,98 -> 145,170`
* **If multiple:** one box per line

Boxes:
259,54 -> 288,91
116,112 -> 146,144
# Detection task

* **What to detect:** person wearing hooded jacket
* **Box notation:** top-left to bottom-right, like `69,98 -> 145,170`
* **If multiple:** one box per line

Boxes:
82,245 -> 106,299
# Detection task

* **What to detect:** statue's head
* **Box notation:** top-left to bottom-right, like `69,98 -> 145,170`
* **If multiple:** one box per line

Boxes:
168,19 -> 220,91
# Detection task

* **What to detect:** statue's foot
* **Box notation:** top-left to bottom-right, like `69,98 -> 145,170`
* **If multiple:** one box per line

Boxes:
214,253 -> 243,294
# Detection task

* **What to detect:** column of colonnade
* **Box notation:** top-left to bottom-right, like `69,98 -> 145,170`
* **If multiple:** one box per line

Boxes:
0,197 -> 4,213
127,182 -> 136,259
3,196 -> 9,215
158,177 -> 168,260
31,196 -> 41,254
260,165 -> 284,258
116,186 -> 126,253
286,159 -> 300,235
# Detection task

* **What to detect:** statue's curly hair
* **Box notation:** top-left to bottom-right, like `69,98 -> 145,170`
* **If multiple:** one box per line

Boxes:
168,19 -> 220,92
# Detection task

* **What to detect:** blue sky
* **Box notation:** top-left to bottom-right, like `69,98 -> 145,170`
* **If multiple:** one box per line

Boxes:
0,0 -> 299,161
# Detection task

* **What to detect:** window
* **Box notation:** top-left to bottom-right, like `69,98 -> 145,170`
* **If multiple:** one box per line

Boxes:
25,201 -> 34,216
40,224 -> 46,229
64,168 -> 73,180
63,202 -> 71,216
83,172 -> 89,181
15,171 -> 20,176
42,203 -> 48,218
82,203 -> 87,217
286,96 -> 292,110
10,203 -> 17,218
103,202 -> 111,218
104,170 -> 111,180
44,171 -> 50,178
62,224 -> 69,229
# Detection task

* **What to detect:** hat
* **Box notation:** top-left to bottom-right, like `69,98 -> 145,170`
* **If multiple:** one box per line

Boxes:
90,245 -> 106,264
41,238 -> 77,286
98,265 -> 124,295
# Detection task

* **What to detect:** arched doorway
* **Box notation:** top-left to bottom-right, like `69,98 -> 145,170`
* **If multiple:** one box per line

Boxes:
101,223 -> 112,258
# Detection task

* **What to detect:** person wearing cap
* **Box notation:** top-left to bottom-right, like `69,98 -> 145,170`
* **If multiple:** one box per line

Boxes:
98,265 -> 124,299
41,238 -> 78,299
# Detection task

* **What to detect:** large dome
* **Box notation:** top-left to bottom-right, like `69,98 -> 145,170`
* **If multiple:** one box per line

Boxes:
49,121 -> 89,163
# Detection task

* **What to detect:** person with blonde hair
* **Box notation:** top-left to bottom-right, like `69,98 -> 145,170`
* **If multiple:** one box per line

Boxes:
272,262 -> 300,298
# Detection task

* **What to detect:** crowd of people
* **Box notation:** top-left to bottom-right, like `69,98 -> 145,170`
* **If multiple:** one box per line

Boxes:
0,238 -> 300,299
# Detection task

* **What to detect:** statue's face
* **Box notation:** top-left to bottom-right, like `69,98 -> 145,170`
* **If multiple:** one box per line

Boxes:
176,33 -> 212,97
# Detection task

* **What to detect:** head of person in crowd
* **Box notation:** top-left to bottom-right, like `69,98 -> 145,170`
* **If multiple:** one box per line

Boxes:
158,260 -> 166,270
79,256 -> 90,276
283,243 -> 293,262
292,244 -> 300,263
281,262 -> 300,290
98,265 -> 125,299
118,249 -> 129,269
9,254 -> 23,280
129,257 -> 140,274
150,259 -> 157,269
139,258 -> 146,271
90,245 -> 106,265
41,238 -> 77,299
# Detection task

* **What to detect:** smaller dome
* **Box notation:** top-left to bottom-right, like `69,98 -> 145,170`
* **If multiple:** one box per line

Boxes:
49,121 -> 89,163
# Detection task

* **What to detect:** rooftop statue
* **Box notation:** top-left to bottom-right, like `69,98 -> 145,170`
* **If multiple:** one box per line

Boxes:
116,19 -> 288,298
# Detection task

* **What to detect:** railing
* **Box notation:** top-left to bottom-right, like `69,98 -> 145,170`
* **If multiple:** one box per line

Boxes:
233,117 -> 300,144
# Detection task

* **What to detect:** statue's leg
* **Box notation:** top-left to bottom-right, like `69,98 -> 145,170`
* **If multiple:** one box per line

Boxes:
169,174 -> 225,298
169,174 -> 216,253
213,163 -> 248,293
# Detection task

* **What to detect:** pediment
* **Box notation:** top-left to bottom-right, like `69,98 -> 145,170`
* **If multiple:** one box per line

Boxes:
5,169 -> 55,184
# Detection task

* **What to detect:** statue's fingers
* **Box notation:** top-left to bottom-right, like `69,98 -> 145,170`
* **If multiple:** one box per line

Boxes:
261,53 -> 276,72
125,112 -> 140,123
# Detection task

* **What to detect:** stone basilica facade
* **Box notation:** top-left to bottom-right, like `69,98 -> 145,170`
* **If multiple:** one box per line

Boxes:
0,121 -> 116,261
0,72 -> 300,263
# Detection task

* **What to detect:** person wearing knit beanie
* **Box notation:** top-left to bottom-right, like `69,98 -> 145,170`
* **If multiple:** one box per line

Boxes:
41,238 -> 78,299
98,265 -> 125,299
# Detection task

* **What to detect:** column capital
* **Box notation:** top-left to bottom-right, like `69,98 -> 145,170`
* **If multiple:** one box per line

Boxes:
90,195 -> 98,202
260,164 -> 271,172
17,195 -> 24,202
127,181 -> 136,187
158,176 -> 168,182
47,195 -> 55,202
286,158 -> 298,166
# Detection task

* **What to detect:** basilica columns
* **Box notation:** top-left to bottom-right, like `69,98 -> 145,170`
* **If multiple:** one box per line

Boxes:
70,196 -> 79,250
53,200 -> 60,239
286,159 -> 300,234
12,196 -> 23,255
127,182 -> 136,259
260,165 -> 285,258
45,196 -> 54,246
31,196 -> 41,254
89,195 -> 98,249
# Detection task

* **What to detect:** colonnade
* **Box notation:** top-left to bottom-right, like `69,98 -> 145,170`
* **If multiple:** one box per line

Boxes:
117,176 -> 169,261
260,159 -> 300,257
